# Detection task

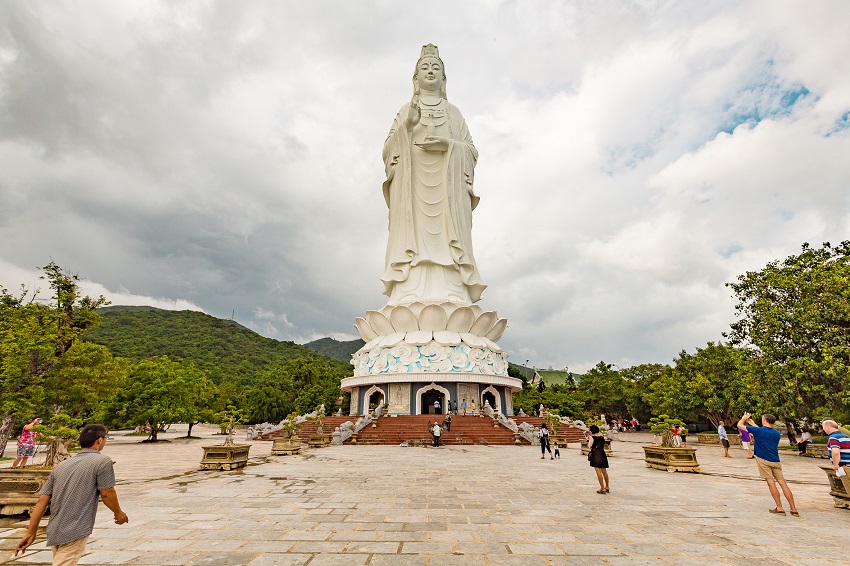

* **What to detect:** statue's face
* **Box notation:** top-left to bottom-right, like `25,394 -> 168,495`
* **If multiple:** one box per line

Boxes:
417,57 -> 444,90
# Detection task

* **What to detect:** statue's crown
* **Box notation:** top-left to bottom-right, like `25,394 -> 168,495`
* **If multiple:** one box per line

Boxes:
420,43 -> 440,60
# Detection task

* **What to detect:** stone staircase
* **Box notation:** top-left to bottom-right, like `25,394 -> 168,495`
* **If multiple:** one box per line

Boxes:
257,415 -> 585,446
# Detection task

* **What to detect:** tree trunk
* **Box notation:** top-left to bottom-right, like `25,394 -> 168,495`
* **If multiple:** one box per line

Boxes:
148,421 -> 158,442
0,412 -> 17,458
187,422 -> 194,437
786,421 -> 798,445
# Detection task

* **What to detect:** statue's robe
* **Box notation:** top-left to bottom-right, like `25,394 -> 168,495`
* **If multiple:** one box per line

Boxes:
381,99 -> 486,305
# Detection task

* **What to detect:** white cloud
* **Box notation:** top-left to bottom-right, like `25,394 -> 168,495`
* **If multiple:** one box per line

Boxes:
1,1 -> 848,373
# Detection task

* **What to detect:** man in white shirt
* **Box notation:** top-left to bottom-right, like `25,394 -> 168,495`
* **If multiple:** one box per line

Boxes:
432,422 -> 442,447
718,421 -> 730,457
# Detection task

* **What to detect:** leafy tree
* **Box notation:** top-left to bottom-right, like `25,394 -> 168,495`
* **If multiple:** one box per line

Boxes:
621,363 -> 669,424
42,342 -> 129,421
103,356 -> 215,441
578,362 -> 627,417
0,263 -> 107,456
726,241 -> 850,422
244,374 -> 293,423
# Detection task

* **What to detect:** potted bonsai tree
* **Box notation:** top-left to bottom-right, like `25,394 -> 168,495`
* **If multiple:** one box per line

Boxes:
307,407 -> 331,448
642,415 -> 700,473
1,414 -> 81,516
271,412 -> 302,456
200,406 -> 251,471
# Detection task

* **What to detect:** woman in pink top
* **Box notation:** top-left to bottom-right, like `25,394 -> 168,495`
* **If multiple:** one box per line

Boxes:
12,417 -> 41,468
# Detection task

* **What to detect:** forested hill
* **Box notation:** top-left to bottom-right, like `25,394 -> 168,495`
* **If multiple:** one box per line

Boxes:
84,306 -> 350,384
303,337 -> 365,362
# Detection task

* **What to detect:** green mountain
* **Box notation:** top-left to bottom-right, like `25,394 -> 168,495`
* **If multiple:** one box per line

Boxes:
303,337 -> 365,362
84,306 -> 351,384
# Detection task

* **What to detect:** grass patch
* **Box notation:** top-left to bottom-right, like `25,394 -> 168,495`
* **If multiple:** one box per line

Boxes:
126,431 -> 151,436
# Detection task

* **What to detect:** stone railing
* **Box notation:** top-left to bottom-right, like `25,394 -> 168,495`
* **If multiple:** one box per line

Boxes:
333,401 -> 384,445
256,405 -> 326,438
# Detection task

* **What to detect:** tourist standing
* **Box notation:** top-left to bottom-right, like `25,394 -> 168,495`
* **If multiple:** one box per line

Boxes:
471,400 -> 477,415
679,425 -> 688,447
586,425 -> 609,493
739,426 -> 754,458
15,424 -> 129,564
432,421 -> 442,447
718,420 -> 730,457
538,423 -> 553,460
461,399 -> 467,416
434,399 -> 441,414
822,419 -> 850,493
452,400 -> 458,415
444,413 -> 452,431
738,413 -> 799,516
797,428 -> 812,455
11,417 -> 41,468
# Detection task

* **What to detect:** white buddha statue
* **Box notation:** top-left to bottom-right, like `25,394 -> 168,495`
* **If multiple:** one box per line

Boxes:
380,44 -> 486,306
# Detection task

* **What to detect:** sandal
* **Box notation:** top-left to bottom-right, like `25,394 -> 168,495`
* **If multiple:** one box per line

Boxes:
790,511 -> 800,516
769,508 -> 786,515
596,489 -> 606,494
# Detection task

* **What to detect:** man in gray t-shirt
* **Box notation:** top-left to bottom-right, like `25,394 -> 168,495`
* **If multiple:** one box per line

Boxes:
15,424 -> 128,565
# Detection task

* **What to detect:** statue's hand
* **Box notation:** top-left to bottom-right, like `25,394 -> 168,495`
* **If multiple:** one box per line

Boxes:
405,96 -> 421,131
414,135 -> 449,152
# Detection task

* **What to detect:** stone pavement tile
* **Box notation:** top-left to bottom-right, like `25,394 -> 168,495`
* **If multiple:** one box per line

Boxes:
131,540 -> 194,551
127,551 -> 199,565
403,523 -> 448,531
663,558 -> 734,566
507,543 -> 565,555
277,531 -> 330,541
240,541 -> 295,553
4,550 -> 52,564
183,540 -> 246,552
399,542 -> 453,554
665,543 -> 738,557
367,555 -> 425,566
427,531 -> 475,542
422,555 -> 486,566
344,541 -> 400,554
327,531 -> 379,542
727,559 -> 792,566
604,558 -> 674,565
610,543 -> 680,556
77,551 -> 141,564
185,552 -> 256,566
563,544 -> 622,556
454,542 -> 509,555
525,532 -> 581,544
488,556 -> 549,566
85,539 -> 141,551
244,555 -> 310,566
444,523 -> 491,531
303,555 -> 369,566
377,532 -> 426,542
354,523 -> 404,531
289,541 -> 348,553
544,558 -> 610,566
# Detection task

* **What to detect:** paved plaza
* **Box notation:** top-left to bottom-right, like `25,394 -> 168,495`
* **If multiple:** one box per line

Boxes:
1,425 -> 843,565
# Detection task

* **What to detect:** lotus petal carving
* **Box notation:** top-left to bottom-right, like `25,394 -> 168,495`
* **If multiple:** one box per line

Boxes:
355,317 -> 379,341
460,332 -> 486,348
469,311 -> 496,336
480,336 -> 503,353
389,306 -> 418,332
404,330 -> 433,345
446,307 -> 475,332
378,332 -> 405,348
484,318 -> 508,341
433,330 -> 462,346
366,310 -> 395,336
419,304 -> 448,331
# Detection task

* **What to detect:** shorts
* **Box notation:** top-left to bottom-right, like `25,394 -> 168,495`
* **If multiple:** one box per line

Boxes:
17,444 -> 35,458
741,441 -> 750,449
756,457 -> 785,482
721,439 -> 730,448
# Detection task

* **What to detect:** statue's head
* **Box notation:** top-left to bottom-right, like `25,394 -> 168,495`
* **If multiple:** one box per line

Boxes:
413,43 -> 447,99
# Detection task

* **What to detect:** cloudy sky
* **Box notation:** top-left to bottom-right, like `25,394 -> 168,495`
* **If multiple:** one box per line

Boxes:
2,1 -> 848,372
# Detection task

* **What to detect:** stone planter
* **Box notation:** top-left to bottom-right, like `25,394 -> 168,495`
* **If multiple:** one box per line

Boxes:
551,434 -> 569,448
819,465 -> 850,509
271,437 -> 301,456
199,444 -> 251,471
0,468 -> 52,515
696,433 -> 740,445
307,434 -> 331,448
642,445 -> 700,473
806,444 -> 830,459
580,438 -> 613,457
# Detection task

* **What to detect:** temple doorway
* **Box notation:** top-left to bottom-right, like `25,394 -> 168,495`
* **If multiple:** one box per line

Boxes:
368,391 -> 385,409
421,389 -> 445,415
482,390 -> 497,411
